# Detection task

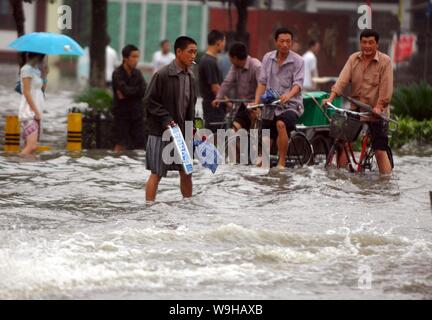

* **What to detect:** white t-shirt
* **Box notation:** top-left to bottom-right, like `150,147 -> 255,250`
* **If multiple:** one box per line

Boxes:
152,50 -> 175,74
302,50 -> 318,90
19,64 -> 45,121
106,46 -> 119,82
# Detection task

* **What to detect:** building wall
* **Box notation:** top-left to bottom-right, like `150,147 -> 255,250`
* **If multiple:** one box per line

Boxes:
209,7 -> 350,77
0,1 -> 40,63
107,0 -> 208,65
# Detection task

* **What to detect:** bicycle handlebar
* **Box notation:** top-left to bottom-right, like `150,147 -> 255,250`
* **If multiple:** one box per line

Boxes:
214,98 -> 253,103
325,99 -> 398,126
246,99 -> 281,110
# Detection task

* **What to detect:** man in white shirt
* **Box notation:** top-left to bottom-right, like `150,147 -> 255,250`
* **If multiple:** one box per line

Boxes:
77,37 -> 119,87
302,40 -> 320,91
152,39 -> 175,74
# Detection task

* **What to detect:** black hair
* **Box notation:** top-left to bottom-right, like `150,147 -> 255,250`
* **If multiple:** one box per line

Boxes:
122,44 -> 139,59
274,27 -> 294,40
207,30 -> 225,46
228,42 -> 248,60
174,36 -> 197,54
360,29 -> 380,43
308,40 -> 319,48
27,52 -> 45,62
160,39 -> 169,47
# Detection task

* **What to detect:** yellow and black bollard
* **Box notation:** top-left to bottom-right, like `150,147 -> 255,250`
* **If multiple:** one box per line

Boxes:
67,113 -> 82,151
4,115 -> 20,152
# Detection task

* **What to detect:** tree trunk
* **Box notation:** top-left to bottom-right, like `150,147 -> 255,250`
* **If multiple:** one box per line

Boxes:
90,0 -> 108,88
234,0 -> 251,46
10,0 -> 27,67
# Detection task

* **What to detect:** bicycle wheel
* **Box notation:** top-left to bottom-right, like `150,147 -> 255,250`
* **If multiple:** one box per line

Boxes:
310,134 -> 331,165
286,131 -> 314,167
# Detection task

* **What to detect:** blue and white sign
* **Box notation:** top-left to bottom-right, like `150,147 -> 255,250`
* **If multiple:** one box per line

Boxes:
169,126 -> 193,175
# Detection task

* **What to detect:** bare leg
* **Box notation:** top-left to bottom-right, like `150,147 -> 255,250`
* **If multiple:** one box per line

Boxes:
276,120 -> 289,168
257,135 -> 272,168
230,121 -> 242,163
337,143 -> 349,169
145,173 -> 161,202
179,171 -> 192,198
375,149 -> 392,174
19,131 -> 38,158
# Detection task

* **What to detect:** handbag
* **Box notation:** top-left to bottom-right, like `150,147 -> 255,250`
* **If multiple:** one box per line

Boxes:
15,81 -> 22,94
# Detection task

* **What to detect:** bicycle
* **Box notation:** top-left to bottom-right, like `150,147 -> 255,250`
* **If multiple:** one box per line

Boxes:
324,97 -> 397,173
246,100 -> 314,168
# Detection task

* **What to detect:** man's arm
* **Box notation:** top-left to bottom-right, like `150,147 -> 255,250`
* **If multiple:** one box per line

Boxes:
216,66 -> 235,100
144,73 -> 173,128
374,58 -> 393,114
252,56 -> 268,104
253,83 -> 267,105
280,58 -> 304,104
112,69 -> 145,98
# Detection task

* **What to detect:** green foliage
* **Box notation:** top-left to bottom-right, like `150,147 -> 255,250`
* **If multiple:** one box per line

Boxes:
74,87 -> 113,115
391,81 -> 432,121
390,116 -> 432,149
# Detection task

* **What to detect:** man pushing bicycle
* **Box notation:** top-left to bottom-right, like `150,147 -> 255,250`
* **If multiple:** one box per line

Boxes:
323,29 -> 394,174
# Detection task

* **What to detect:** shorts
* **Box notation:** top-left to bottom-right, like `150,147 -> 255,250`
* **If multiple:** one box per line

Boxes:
369,120 -> 389,151
262,111 -> 298,141
113,116 -> 146,149
21,119 -> 40,141
233,104 -> 252,130
145,135 -> 182,178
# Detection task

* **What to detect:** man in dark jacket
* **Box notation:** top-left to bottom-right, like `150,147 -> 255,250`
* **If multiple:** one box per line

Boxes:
112,44 -> 147,152
145,36 -> 198,202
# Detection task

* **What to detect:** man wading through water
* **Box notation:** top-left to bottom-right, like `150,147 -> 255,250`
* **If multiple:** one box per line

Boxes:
323,29 -> 394,175
144,36 -> 198,202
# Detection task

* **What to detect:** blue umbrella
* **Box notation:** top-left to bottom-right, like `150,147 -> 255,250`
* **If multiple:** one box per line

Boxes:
8,32 -> 84,56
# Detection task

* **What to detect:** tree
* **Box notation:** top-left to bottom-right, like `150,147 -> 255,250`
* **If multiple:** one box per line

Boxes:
232,0 -> 254,45
89,0 -> 108,88
10,0 -> 57,67
204,0 -> 254,45
9,0 -> 33,66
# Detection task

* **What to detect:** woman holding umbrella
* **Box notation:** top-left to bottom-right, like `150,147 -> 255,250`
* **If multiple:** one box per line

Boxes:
18,52 -> 47,157
9,32 -> 85,156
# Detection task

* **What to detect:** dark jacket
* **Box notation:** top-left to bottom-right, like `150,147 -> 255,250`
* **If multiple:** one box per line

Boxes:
145,61 -> 197,136
112,65 -> 147,119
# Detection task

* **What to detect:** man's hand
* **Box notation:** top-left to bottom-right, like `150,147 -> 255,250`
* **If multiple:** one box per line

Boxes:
117,90 -> 125,100
279,94 -> 290,104
321,98 -> 334,107
167,120 -> 176,128
372,107 -> 383,118
211,99 -> 220,108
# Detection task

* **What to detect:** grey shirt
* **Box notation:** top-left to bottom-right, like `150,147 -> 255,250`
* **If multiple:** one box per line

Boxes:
259,50 -> 305,116
175,61 -> 192,125
216,56 -> 262,101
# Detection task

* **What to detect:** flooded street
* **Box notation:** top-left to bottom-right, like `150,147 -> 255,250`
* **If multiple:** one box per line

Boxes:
0,84 -> 431,299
